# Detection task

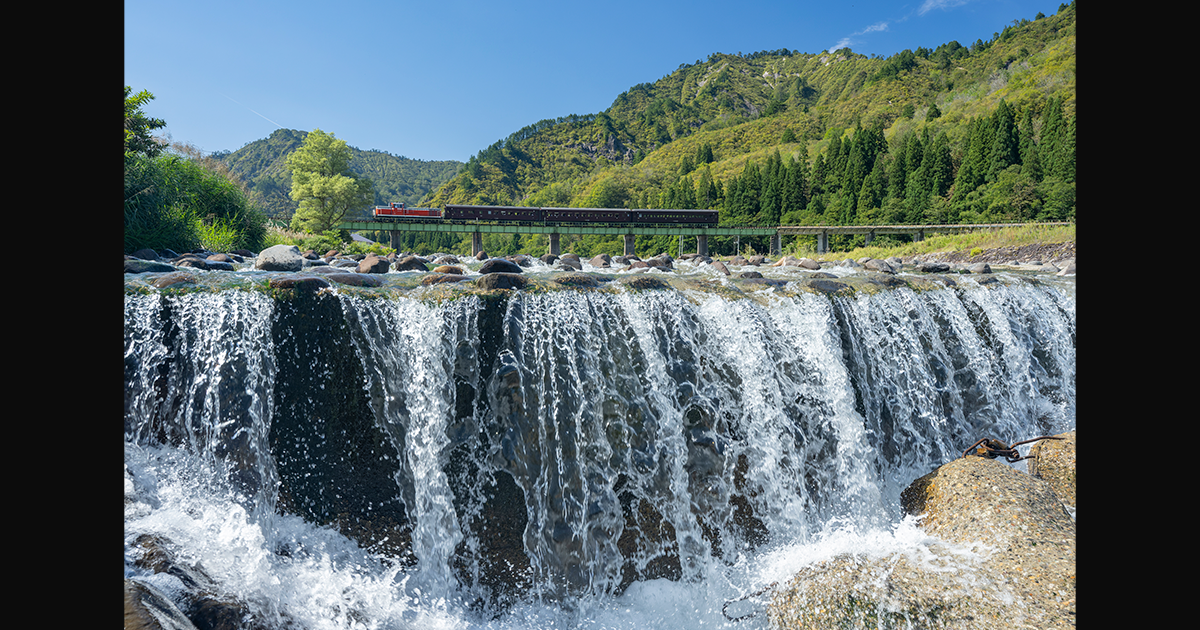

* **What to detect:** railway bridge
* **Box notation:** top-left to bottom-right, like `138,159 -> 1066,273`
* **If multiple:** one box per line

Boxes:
338,212 -> 1072,258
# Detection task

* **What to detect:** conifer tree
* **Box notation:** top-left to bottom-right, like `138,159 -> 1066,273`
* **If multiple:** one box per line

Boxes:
887,136 -> 909,202
1039,96 -> 1064,177
928,133 -> 954,198
986,100 -> 1020,181
781,156 -> 806,218
953,118 -> 991,202
810,153 -> 828,198
1056,114 -> 1075,183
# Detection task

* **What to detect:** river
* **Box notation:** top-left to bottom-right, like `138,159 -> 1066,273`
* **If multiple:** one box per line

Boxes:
124,261 -> 1075,629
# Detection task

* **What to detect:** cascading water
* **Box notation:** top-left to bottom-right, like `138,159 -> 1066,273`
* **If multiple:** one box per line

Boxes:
124,269 -> 1075,629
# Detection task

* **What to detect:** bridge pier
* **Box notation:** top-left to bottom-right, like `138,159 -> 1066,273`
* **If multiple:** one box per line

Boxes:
817,231 -> 829,254
471,231 -> 483,257
865,231 -> 873,246
623,234 -> 636,257
770,233 -> 781,257
696,235 -> 708,256
389,230 -> 402,252
549,233 -> 560,256
914,229 -> 924,242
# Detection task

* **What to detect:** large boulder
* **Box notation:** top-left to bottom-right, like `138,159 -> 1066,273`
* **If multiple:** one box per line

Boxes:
357,254 -> 391,274
863,258 -> 896,274
125,259 -> 177,274
479,258 -> 524,274
476,272 -> 528,291
1029,430 -> 1076,508
393,255 -> 429,272
770,443 -> 1076,629
255,245 -> 304,272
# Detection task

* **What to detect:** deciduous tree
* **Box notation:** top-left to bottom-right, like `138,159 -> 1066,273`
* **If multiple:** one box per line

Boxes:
287,129 -> 374,233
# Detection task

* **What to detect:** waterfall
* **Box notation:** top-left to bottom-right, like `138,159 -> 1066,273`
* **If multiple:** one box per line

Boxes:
124,275 -> 1074,629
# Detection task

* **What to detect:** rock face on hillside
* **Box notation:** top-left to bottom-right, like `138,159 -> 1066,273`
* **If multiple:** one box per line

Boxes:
768,431 -> 1076,629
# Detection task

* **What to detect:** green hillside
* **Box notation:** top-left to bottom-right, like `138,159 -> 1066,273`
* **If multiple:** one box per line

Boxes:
419,2 -> 1074,255
212,129 -> 461,221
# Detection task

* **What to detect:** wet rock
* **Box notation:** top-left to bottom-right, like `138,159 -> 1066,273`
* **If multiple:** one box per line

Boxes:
967,262 -> 992,274
432,265 -> 464,275
151,272 -> 199,289
476,272 -> 529,290
1029,430 -> 1076,507
645,256 -> 673,269
326,273 -> 384,287
710,261 -> 731,276
620,275 -> 669,290
357,254 -> 391,274
130,248 -> 161,261
393,255 -> 429,272
553,273 -> 601,288
125,579 -> 197,630
421,273 -> 473,286
804,278 -> 849,294
917,261 -> 951,273
589,254 -> 612,268
863,258 -> 896,274
268,275 -> 331,292
737,271 -> 763,279
772,454 -> 1076,629
125,259 -> 177,274
479,258 -> 524,274
255,245 -> 304,272
540,254 -> 559,265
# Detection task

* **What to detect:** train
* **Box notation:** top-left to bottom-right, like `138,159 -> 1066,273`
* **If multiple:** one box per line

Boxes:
372,203 -> 718,226
371,202 -> 441,220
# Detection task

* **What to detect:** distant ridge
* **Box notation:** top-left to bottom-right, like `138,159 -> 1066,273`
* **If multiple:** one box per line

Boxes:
212,128 -> 461,221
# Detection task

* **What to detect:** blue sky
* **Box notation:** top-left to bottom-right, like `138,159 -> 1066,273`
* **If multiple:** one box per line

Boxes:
125,0 -> 1066,163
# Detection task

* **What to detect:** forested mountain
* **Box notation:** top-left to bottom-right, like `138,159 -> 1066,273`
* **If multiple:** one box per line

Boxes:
421,2 -> 1075,253
211,129 -> 461,221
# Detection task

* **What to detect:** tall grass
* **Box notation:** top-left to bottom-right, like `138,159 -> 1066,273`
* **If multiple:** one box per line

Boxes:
783,223 -> 1074,261
124,150 -> 267,254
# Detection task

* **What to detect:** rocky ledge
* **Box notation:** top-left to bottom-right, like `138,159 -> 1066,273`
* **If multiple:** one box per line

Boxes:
768,430 -> 1076,629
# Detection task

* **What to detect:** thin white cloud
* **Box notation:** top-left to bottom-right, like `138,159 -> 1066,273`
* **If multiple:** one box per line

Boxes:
831,21 -> 889,52
918,0 -> 973,15
220,92 -> 284,129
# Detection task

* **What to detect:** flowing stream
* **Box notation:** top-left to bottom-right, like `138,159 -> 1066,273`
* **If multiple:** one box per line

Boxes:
124,268 -> 1075,629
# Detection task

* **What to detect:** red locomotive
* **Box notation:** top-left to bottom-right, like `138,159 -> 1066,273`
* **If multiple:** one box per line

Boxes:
372,202 -> 442,221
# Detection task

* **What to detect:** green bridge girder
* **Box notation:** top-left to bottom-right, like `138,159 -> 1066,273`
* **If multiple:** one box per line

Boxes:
338,220 -> 777,237
338,218 -> 1072,256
